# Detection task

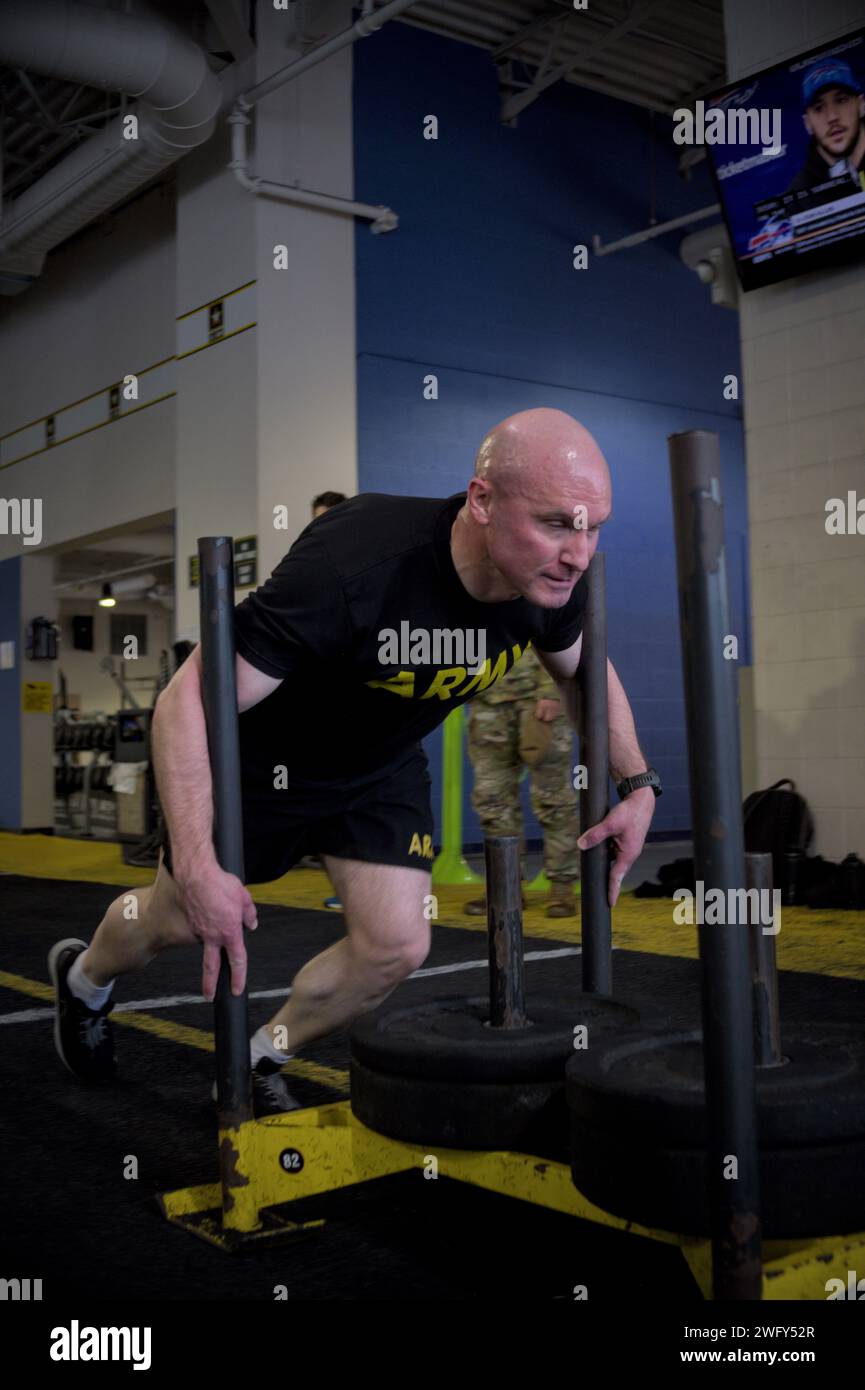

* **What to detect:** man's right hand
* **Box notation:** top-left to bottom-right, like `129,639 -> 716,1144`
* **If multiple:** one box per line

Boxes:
176,863 -> 258,1000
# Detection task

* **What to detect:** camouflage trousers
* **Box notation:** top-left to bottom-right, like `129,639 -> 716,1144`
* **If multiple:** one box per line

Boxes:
467,699 -> 580,884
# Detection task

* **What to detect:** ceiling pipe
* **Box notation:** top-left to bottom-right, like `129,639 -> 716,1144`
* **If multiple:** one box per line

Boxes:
237,0 -> 417,109
227,110 -> 397,233
0,0 -> 222,291
227,0 -> 420,233
592,202 -> 720,256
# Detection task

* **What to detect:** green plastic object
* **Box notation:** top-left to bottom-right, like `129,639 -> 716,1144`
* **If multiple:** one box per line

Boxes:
431,707 -> 483,885
525,869 -> 582,895
525,868 -> 551,893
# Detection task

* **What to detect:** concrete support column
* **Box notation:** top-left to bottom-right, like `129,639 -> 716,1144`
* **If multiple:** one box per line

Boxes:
174,95 -> 258,640
725,0 -> 865,858
173,0 -> 359,635
253,0 -> 359,578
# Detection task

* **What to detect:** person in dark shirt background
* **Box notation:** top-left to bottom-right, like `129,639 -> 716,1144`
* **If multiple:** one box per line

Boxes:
312,489 -> 347,519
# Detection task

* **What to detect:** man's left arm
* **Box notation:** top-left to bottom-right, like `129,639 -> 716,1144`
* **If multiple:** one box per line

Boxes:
537,639 -> 656,907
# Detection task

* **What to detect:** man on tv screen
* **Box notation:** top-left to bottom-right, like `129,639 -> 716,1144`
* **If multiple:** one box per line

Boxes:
787,57 -> 865,193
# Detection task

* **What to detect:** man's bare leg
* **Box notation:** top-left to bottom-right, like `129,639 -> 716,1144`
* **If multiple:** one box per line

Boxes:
77,855 -> 197,987
259,857 -> 431,1055
49,854 -> 198,1084
52,853 -> 429,1102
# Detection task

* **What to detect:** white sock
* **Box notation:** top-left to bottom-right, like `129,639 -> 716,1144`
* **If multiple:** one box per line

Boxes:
68,953 -> 115,1010
250,1026 -> 293,1070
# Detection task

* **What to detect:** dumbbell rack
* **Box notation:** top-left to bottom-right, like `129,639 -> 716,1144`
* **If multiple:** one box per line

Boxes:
54,717 -> 117,839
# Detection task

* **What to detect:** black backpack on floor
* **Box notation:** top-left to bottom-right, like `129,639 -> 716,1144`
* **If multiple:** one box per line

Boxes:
743,778 -> 814,892
633,778 -> 815,900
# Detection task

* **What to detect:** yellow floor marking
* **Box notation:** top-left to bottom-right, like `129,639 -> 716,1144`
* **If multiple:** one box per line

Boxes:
0,969 -> 53,1002
0,961 -> 349,1089
281,1057 -> 349,1090
2,832 -> 864,979
112,1010 -> 216,1052
110,1012 -> 348,1086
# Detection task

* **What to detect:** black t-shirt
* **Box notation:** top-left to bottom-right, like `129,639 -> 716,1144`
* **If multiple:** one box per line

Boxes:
233,492 -> 587,794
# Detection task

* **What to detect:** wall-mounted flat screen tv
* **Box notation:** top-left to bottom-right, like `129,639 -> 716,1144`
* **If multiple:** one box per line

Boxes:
702,29 -> 865,290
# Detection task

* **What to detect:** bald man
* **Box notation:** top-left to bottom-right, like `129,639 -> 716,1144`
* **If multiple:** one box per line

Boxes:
50,408 -> 658,1114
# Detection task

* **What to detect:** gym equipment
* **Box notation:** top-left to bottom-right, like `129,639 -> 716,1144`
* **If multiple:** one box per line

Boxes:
198,536 -> 253,1140
160,538 -> 637,1239
352,832 -> 637,1154
54,713 -> 120,835
566,429 -> 865,1297
99,655 -> 160,709
159,537 -> 321,1248
579,553 -> 610,992
568,852 -> 865,1239
157,524 -> 865,1296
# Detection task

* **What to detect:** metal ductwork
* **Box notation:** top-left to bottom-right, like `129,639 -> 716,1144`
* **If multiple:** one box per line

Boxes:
0,0 -> 223,293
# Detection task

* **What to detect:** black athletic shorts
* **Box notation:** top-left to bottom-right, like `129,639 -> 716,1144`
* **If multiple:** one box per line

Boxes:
161,752 -> 435,885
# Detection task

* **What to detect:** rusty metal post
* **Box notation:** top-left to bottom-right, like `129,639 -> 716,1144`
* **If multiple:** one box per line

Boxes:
485,835 -> 527,1028
198,536 -> 254,1228
668,431 -> 762,1301
746,852 -> 783,1069
579,551 -> 612,994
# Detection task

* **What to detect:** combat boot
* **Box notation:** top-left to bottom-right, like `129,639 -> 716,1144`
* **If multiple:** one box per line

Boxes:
546,881 -> 577,917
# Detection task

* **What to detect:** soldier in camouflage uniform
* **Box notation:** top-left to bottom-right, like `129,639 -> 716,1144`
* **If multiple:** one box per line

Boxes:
466,644 -> 579,918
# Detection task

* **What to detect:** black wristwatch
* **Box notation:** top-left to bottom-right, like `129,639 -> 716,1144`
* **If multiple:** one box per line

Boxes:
616,767 -> 663,800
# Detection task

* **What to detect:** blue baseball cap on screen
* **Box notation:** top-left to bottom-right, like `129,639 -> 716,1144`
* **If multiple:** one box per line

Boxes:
802,57 -> 861,108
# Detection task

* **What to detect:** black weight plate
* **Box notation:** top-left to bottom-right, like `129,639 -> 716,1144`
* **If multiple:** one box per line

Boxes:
569,1116 -> 865,1238
351,1057 -> 569,1157
566,1024 -> 865,1145
350,993 -> 640,1083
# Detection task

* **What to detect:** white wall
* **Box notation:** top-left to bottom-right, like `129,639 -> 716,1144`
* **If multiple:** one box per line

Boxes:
0,185 -> 176,558
174,109 -> 259,637
175,95 -> 256,314
57,597 -> 173,714
725,0 -> 865,859
0,0 -> 361,595
254,0 -> 358,580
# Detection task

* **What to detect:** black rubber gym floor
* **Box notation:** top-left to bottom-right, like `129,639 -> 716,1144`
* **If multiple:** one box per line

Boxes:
2,875 -> 864,1301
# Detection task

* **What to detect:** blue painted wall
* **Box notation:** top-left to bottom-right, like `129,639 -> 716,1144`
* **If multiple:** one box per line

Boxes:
0,556 -> 21,828
353,21 -> 749,846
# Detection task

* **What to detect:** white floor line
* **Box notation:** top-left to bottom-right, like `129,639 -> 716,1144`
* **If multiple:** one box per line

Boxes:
0,946 -> 583,1025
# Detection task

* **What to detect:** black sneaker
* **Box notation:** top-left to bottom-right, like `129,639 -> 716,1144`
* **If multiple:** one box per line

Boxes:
211,1060 -> 302,1117
48,938 -> 115,1083
253,1060 -> 302,1117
